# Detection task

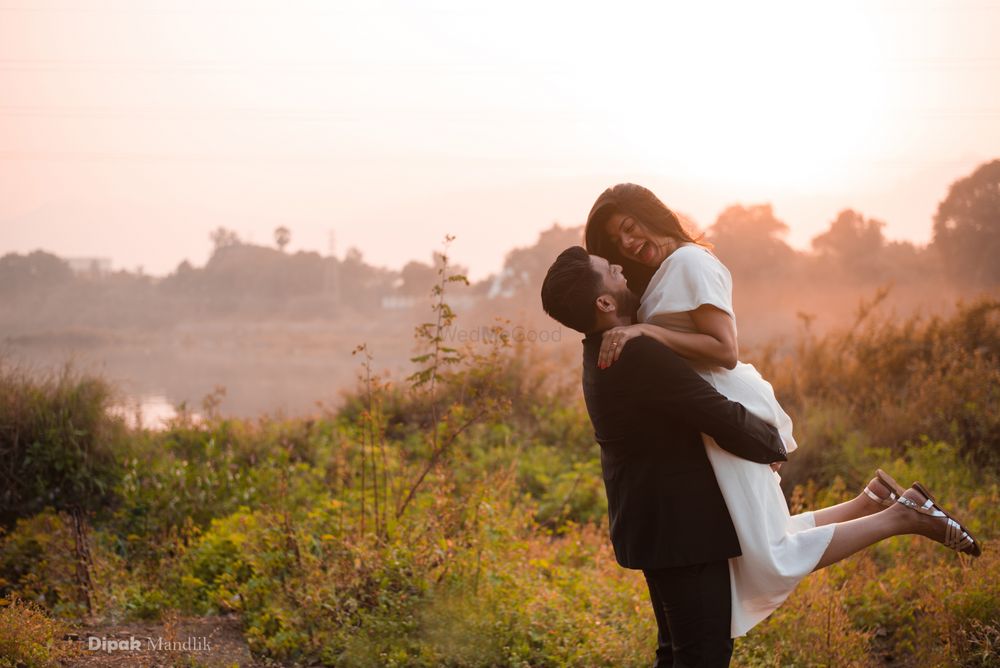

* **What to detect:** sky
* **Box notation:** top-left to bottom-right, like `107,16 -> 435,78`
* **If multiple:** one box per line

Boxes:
1,0 -> 999,280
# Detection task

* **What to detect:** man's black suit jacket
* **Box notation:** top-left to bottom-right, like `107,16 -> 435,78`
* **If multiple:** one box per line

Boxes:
581,333 -> 787,571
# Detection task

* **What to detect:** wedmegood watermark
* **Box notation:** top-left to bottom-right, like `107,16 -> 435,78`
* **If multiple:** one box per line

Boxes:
86,635 -> 212,653
441,325 -> 562,344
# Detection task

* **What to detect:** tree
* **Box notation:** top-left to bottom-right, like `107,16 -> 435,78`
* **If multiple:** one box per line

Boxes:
812,210 -> 885,257
492,223 -> 583,298
707,204 -> 796,279
338,247 -> 397,311
398,260 -> 438,297
274,226 -> 291,252
932,159 -> 1000,285
811,209 -> 886,279
0,364 -> 126,613
209,227 -> 241,252
0,250 -> 74,294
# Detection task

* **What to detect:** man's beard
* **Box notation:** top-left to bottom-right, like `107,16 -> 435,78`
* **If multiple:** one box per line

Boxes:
614,286 -> 641,320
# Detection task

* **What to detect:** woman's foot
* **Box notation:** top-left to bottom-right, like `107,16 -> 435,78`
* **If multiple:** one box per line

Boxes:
894,485 -> 982,557
862,469 -> 905,509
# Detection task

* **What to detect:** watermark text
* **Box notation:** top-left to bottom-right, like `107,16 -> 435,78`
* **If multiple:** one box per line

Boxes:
441,325 -> 562,344
86,635 -> 212,653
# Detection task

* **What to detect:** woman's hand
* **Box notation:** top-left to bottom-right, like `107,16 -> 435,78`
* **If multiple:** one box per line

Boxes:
599,325 -> 646,368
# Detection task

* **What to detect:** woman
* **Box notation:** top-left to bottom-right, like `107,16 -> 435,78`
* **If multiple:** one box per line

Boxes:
584,183 -> 981,637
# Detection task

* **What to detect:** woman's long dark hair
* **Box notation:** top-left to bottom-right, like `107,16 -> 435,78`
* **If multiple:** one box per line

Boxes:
584,183 -> 705,296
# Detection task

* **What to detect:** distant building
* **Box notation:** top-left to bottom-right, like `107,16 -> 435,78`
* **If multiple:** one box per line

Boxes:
66,257 -> 112,276
380,293 -> 480,311
381,295 -> 419,310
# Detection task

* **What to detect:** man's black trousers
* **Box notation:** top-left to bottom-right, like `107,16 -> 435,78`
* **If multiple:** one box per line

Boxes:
643,559 -> 733,668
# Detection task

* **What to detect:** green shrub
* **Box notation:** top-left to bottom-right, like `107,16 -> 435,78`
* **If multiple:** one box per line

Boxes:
0,361 -> 126,525
0,510 -> 85,617
754,297 -> 1000,484
0,509 -> 127,619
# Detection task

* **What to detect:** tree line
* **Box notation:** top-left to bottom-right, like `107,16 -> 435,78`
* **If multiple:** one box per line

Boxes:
1,159 -> 997,333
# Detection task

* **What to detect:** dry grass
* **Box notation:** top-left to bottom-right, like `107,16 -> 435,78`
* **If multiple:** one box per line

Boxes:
0,595 -> 78,667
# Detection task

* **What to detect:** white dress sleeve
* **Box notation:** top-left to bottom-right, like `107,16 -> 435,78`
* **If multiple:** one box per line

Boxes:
640,245 -> 799,457
639,245 -> 734,321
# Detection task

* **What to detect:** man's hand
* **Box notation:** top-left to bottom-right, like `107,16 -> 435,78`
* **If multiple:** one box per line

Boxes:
599,325 -> 645,368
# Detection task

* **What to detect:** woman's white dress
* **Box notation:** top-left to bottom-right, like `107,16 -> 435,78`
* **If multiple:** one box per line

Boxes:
638,244 -> 835,638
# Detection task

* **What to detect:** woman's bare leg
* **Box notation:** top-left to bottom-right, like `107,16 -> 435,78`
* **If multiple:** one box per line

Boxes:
812,486 -> 971,571
813,504 -> 910,570
810,477 -> 892,527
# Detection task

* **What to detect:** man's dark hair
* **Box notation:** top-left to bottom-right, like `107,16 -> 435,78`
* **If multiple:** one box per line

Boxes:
541,246 -> 603,333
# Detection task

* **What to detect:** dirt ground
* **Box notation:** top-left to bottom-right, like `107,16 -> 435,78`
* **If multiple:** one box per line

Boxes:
63,615 -> 257,667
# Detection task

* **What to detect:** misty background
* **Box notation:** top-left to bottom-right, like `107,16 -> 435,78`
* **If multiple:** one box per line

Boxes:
3,0 -> 1000,423
3,157 -> 998,422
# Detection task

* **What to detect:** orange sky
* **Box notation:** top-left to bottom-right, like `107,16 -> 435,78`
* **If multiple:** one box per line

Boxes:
1,0 -> 999,279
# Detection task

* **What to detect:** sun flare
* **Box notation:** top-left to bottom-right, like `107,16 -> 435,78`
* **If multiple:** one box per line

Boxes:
575,3 -> 890,192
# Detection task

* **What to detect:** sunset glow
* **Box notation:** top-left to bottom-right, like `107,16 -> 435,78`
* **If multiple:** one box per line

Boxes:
2,8 -> 998,654
1,0 -> 998,276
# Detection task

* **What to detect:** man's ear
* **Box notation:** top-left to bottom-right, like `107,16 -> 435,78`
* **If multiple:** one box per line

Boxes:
595,294 -> 616,313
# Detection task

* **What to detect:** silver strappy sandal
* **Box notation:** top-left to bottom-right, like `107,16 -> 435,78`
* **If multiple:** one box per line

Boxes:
896,483 -> 982,557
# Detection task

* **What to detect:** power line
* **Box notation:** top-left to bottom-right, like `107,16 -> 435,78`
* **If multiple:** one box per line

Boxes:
0,104 -> 562,121
2,104 -> 999,121
0,59 -> 506,73
0,58 -> 998,72
0,149 -> 984,167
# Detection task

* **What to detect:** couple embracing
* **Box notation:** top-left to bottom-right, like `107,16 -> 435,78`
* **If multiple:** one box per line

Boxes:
540,183 -> 981,667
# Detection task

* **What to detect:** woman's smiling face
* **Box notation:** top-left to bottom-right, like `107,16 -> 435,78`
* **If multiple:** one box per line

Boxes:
603,211 -> 667,267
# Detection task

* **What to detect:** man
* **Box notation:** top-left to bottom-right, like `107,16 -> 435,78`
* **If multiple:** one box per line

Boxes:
540,246 -> 786,667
